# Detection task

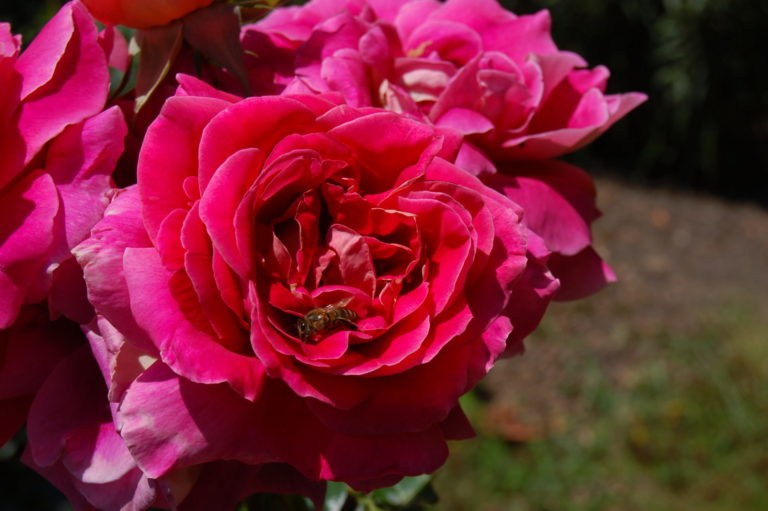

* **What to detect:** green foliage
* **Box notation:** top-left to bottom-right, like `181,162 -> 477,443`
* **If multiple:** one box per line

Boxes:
0,0 -> 63,44
320,477 -> 437,511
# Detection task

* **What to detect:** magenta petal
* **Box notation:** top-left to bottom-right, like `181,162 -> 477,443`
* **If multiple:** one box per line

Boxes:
320,50 -> 372,107
16,2 -> 109,168
250,286 -> 371,408
0,23 -> 20,59
0,39 -> 23,188
138,96 -> 231,241
567,87 -> 610,129
307,341 -> 483,435
0,171 -> 58,328
488,160 -> 600,255
534,51 -> 587,103
429,2 -> 556,60
365,0 -> 418,22
26,347 -> 105,468
120,362 -> 450,489
63,420 -> 135,484
549,247 -> 616,301
73,469 -> 155,511
506,91 -> 647,160
156,208 -> 187,271
199,148 -> 265,276
392,0 -> 441,40
454,141 -> 497,176
439,404 -> 475,440
605,91 -> 648,128
176,73 -> 242,102
395,193 -> 473,313
74,186 -> 156,354
328,111 -> 444,191
83,315 -> 152,405
182,203 -> 248,347
502,252 -> 559,355
25,440 -> 154,511
98,25 -> 130,71
196,96 -> 320,191
501,127 -> 594,159
568,65 -> 610,93
24,344 -> 150,511
405,20 -> 482,65
123,247 -> 267,399
327,225 -> 376,295
45,106 -> 127,262
435,107 -> 495,135
117,362 -> 320,479
320,426 -> 449,491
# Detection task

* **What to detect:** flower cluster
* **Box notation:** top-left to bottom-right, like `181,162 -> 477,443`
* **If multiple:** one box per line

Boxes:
0,0 -> 645,509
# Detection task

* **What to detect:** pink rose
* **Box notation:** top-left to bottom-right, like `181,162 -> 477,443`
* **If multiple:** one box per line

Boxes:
0,2 -> 126,446
246,0 -> 646,163
0,2 -> 125,328
22,319 -> 324,510
75,78 -> 558,490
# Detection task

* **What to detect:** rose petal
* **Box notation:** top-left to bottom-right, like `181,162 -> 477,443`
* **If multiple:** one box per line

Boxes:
549,247 -> 616,301
74,186 -> 156,354
488,160 -> 601,256
124,247 -> 267,399
138,96 -> 231,241
0,171 -> 58,327
16,2 -> 108,169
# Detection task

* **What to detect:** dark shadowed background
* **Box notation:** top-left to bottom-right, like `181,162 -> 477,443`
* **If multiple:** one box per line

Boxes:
501,0 -> 768,205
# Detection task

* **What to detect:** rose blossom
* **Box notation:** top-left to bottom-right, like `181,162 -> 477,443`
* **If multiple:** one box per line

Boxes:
80,0 -> 216,28
0,2 -> 125,444
245,0 -> 646,165
75,76 -> 559,490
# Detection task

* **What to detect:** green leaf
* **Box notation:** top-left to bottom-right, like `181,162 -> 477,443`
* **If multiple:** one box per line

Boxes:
370,475 -> 432,507
323,482 -> 349,511
108,67 -> 126,97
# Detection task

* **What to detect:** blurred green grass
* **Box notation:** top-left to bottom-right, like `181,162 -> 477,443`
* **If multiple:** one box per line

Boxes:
434,303 -> 768,511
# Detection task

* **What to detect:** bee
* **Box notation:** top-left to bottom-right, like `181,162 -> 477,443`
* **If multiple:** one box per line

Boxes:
297,300 -> 358,342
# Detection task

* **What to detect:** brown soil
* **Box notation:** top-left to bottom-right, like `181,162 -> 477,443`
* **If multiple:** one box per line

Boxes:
482,177 -> 768,438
